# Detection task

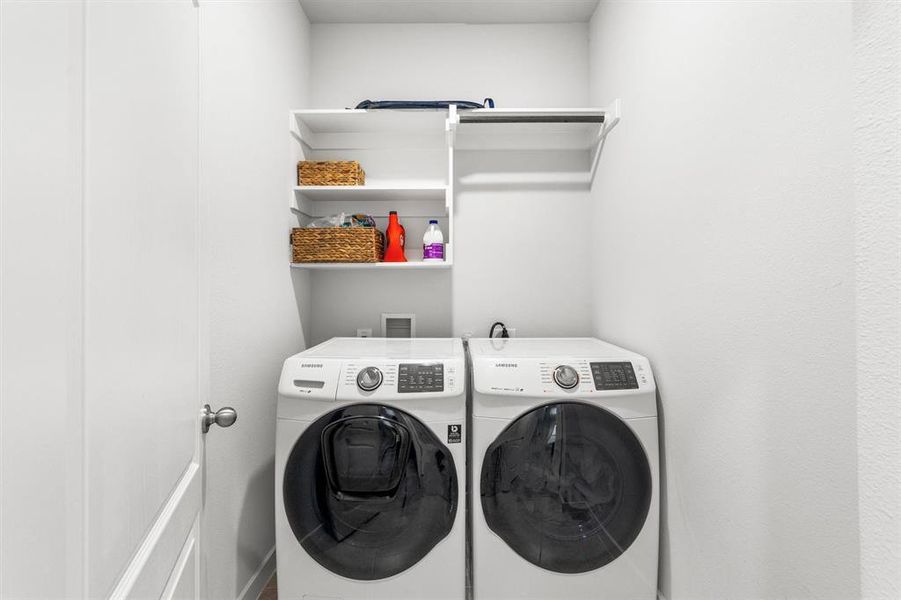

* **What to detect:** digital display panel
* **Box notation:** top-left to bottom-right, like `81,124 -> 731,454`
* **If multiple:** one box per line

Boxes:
398,363 -> 444,393
590,362 -> 639,390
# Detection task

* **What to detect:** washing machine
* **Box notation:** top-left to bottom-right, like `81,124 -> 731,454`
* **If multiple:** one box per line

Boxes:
276,337 -> 466,599
469,337 -> 659,600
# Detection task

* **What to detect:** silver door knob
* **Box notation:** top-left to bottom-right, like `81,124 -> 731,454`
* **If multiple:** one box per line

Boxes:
202,404 -> 237,433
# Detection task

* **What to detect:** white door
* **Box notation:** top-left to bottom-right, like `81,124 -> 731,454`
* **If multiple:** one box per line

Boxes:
1,1 -> 220,598
85,1 -> 206,598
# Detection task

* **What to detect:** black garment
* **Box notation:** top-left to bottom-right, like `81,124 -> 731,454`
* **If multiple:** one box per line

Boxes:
481,402 -> 652,573
284,403 -> 458,580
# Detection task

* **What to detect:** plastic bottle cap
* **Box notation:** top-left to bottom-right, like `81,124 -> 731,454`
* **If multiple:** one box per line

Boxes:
429,219 -> 438,224
390,211 -> 397,215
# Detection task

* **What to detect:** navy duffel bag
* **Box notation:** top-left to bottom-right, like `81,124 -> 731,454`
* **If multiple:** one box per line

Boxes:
354,98 -> 495,110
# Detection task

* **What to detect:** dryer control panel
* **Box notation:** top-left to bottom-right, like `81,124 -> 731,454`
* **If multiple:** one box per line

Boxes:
467,338 -> 656,420
338,360 -> 461,400
476,356 -> 653,397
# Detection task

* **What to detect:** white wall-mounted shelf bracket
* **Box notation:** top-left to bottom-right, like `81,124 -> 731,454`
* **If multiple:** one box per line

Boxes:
603,98 -> 622,135
445,104 -> 459,148
445,104 -> 457,263
289,115 -> 315,151
588,98 -> 622,187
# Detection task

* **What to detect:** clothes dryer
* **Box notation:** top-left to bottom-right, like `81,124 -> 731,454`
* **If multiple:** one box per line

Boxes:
469,337 -> 659,600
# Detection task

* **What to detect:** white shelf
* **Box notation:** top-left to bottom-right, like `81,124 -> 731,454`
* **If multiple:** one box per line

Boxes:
294,185 -> 447,202
292,109 -> 447,135
291,109 -> 449,150
292,107 -> 615,151
288,103 -> 622,272
291,260 -> 452,271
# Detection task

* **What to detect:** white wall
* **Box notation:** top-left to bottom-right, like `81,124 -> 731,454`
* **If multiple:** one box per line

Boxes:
854,1 -> 901,597
588,2 -> 859,598
453,149 -> 593,338
307,23 -> 592,343
309,23 -> 588,109
199,1 -> 311,599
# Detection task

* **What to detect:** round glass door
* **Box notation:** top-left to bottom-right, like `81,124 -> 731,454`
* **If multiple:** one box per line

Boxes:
480,402 -> 651,574
283,403 -> 458,580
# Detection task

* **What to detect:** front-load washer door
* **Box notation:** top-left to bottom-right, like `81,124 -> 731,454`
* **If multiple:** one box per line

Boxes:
284,403 -> 458,580
480,402 -> 651,574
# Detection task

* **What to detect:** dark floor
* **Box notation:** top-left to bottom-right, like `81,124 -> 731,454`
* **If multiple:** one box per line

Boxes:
259,574 -> 277,600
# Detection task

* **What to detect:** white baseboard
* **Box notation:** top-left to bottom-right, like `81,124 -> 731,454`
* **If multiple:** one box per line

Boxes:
237,546 -> 276,600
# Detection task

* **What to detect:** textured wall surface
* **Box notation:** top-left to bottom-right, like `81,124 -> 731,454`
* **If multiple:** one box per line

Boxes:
854,1 -> 901,597
588,2 -> 859,598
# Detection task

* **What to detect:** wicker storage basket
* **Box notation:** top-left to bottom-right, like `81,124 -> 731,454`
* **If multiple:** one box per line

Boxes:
297,161 -> 365,186
291,227 -> 384,263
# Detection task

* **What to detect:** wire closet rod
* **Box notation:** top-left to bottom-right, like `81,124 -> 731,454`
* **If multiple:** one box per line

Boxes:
458,115 -> 605,124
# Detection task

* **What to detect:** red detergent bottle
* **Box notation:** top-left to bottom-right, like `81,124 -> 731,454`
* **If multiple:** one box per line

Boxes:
384,211 -> 407,262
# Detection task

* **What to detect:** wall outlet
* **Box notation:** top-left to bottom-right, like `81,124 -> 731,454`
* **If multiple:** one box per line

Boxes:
356,328 -> 372,338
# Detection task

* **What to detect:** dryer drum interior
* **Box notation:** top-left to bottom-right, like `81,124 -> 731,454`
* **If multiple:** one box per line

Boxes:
284,403 -> 459,580
480,402 -> 652,574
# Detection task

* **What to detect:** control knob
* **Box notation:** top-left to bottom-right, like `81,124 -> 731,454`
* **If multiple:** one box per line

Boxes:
553,365 -> 579,390
356,366 -> 384,392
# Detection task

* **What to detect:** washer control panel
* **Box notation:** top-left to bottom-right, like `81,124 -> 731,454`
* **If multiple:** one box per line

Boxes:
552,365 -> 580,389
356,366 -> 384,391
278,339 -> 466,409
338,360 -> 460,399
398,363 -> 444,393
590,362 -> 639,390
